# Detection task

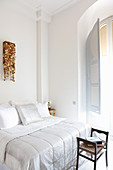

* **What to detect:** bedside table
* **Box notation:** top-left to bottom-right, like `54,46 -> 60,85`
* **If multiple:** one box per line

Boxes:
49,109 -> 55,116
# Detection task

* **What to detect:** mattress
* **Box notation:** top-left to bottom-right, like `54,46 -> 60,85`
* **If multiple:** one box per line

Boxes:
0,117 -> 91,170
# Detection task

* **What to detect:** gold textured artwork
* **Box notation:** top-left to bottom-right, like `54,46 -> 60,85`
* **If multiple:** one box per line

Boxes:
3,41 -> 16,82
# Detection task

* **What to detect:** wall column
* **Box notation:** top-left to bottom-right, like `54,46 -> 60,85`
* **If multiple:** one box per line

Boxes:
36,10 -> 51,102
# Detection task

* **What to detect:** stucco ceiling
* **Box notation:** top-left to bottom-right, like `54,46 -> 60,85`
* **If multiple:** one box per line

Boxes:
20,0 -> 80,15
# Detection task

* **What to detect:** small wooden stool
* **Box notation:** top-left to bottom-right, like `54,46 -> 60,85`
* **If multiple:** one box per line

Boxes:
76,128 -> 109,170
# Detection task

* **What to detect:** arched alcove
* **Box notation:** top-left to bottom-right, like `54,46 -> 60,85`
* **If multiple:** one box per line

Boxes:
78,0 -> 113,132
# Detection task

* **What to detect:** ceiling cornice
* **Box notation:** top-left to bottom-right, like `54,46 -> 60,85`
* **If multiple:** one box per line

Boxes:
51,0 -> 81,15
35,0 -> 80,22
36,9 -> 52,23
18,0 -> 81,16
36,6 -> 52,16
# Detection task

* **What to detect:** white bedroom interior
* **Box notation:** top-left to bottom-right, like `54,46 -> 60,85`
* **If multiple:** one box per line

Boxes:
0,0 -> 113,134
0,0 -> 112,130
0,0 -> 113,169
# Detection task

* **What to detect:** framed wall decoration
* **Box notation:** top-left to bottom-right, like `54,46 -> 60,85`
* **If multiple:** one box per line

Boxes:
3,41 -> 16,82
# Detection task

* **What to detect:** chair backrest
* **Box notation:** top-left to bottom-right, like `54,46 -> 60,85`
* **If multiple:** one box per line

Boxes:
91,128 -> 109,148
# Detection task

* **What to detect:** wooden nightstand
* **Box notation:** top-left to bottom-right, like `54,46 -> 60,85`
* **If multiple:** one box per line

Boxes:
49,109 -> 55,116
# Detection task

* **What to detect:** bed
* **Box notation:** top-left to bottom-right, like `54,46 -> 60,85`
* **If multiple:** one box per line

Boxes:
0,102 -> 91,170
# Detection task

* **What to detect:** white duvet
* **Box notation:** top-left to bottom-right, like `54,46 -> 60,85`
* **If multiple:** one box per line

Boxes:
0,117 -> 91,170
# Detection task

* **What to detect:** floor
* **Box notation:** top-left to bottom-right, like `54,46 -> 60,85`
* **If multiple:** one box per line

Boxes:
76,139 -> 113,170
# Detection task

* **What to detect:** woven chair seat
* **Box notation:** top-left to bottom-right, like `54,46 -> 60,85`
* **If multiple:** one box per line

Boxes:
79,142 -> 105,155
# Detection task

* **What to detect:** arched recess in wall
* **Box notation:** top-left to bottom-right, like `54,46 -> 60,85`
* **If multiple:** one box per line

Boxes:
77,0 -> 113,127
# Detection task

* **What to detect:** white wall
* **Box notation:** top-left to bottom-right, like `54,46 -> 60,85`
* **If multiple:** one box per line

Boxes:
48,0 -> 97,120
0,0 -> 37,103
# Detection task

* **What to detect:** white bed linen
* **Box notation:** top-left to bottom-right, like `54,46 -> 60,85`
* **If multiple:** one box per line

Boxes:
0,106 -> 20,129
0,117 -> 91,170
16,104 -> 42,125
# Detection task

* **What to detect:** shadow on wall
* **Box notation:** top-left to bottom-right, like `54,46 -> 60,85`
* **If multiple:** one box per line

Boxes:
0,41 -> 3,80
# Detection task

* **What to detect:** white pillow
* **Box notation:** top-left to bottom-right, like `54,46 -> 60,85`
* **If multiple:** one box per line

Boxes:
37,102 -> 50,118
0,102 -> 11,107
16,104 -> 42,125
9,100 -> 38,107
9,100 -> 38,124
0,106 -> 20,129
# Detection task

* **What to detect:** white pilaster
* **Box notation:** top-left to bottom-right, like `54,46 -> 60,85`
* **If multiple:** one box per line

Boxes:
36,9 -> 51,102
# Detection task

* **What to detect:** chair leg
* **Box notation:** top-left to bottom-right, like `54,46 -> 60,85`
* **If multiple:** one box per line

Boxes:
76,148 -> 79,170
94,154 -> 96,170
105,150 -> 108,167
76,154 -> 79,170
94,161 -> 96,170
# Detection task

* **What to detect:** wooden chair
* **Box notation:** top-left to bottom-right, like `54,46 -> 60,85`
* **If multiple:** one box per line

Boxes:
76,128 -> 109,170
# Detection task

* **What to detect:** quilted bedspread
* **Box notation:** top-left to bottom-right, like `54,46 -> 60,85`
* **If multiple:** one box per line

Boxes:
0,117 -> 91,170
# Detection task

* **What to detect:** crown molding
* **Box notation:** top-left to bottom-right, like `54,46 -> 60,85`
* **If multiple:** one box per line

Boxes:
36,8 -> 52,23
15,0 -> 37,20
17,0 -> 36,11
52,0 -> 81,15
36,6 -> 53,16
17,0 -> 81,19
35,0 -> 81,16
